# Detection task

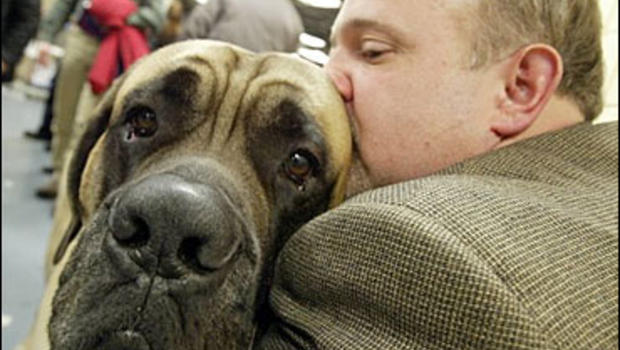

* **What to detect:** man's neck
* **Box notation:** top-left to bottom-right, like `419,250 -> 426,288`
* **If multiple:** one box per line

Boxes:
498,95 -> 585,148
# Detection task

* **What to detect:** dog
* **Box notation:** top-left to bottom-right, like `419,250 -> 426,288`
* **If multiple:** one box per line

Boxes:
19,39 -> 352,350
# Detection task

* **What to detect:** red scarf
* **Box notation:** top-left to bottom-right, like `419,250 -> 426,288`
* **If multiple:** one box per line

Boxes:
87,0 -> 150,94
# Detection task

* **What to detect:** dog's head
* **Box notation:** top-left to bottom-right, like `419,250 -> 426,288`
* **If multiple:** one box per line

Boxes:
48,40 -> 351,350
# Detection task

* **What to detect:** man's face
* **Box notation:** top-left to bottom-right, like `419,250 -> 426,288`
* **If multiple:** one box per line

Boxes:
326,0 -> 504,186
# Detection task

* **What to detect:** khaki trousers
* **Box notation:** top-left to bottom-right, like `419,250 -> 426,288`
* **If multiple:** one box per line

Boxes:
50,24 -> 99,174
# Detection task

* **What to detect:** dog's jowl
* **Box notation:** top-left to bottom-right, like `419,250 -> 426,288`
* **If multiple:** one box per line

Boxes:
20,40 -> 351,350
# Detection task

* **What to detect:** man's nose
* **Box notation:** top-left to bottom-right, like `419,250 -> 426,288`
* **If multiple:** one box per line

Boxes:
325,60 -> 353,102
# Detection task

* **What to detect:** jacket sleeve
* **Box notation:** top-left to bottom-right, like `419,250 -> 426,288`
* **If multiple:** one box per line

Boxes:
255,202 -> 548,350
177,0 -> 223,40
2,0 -> 41,65
126,0 -> 167,35
36,0 -> 79,43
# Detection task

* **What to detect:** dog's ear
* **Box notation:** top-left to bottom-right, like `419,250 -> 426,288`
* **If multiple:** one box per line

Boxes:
328,156 -> 351,208
52,76 -> 125,264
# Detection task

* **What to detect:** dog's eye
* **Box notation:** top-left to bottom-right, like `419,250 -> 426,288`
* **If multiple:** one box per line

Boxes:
125,106 -> 157,140
283,150 -> 319,189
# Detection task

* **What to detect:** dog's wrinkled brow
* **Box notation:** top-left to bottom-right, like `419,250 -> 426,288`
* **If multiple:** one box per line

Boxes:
160,67 -> 201,106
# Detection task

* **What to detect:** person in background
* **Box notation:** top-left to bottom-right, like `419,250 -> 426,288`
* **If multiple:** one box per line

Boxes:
2,0 -> 41,81
154,0 -> 196,48
178,0 -> 303,53
23,74 -> 56,152
34,0 -> 165,199
257,0 -> 618,349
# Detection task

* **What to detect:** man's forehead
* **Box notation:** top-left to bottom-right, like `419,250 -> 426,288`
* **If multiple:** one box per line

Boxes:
330,0 -> 467,45
329,0 -> 415,43
330,17 -> 407,44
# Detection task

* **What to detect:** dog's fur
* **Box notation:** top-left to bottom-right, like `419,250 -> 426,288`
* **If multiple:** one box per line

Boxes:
19,40 -> 352,350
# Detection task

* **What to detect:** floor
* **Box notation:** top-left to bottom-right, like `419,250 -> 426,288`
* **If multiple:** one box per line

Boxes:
1,84 -> 54,350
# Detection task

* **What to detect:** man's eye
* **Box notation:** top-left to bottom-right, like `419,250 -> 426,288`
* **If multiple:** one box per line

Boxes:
359,40 -> 392,62
361,50 -> 385,60
124,106 -> 158,140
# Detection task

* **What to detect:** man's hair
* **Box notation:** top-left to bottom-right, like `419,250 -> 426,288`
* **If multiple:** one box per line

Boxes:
461,0 -> 604,121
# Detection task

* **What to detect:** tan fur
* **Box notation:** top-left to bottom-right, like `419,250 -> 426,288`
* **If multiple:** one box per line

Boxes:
20,40 -> 352,350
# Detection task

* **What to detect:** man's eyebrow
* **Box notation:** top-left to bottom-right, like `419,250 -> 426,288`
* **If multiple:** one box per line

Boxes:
330,18 -> 408,46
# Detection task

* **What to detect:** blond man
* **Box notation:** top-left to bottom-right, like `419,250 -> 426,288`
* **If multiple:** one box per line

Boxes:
257,1 -> 617,348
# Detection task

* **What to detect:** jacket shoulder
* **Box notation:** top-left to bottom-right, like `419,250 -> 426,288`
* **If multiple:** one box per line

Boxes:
264,123 -> 618,349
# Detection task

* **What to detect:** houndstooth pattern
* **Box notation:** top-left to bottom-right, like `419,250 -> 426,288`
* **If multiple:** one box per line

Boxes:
257,122 -> 618,350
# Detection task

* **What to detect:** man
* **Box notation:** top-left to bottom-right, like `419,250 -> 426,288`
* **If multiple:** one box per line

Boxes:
34,0 -> 164,199
1,0 -> 40,81
257,0 -> 617,349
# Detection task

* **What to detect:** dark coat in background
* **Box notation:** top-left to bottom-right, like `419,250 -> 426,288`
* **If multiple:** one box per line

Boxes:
179,0 -> 303,53
1,0 -> 40,69
257,121 -> 619,349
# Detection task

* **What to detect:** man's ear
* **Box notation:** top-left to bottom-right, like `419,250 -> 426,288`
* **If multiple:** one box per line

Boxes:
492,44 -> 563,138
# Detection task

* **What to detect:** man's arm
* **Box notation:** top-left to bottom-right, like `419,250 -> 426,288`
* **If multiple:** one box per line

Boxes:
256,202 -> 548,349
36,0 -> 79,43
2,0 -> 41,67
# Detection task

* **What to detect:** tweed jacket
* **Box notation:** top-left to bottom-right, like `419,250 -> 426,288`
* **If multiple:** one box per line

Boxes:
257,121 -> 618,349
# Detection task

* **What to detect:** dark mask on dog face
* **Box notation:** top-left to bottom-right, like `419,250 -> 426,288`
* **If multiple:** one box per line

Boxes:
48,40 -> 351,350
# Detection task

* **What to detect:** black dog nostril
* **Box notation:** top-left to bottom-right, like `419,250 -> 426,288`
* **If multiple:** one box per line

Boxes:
179,237 -> 212,272
179,236 -> 239,273
113,216 -> 151,248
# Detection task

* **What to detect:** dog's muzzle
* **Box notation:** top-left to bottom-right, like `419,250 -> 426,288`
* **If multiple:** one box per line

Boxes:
49,163 -> 260,350
97,330 -> 150,350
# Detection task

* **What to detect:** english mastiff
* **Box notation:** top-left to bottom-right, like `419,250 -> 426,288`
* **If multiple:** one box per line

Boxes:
20,40 -> 353,350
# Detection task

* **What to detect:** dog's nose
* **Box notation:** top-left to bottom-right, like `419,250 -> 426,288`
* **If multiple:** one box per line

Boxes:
106,174 -> 244,276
